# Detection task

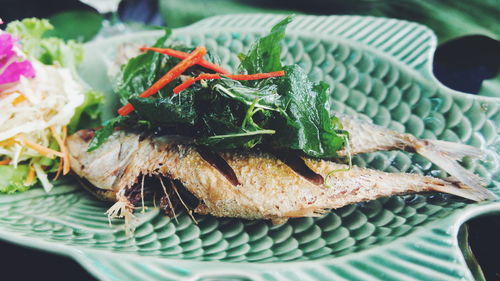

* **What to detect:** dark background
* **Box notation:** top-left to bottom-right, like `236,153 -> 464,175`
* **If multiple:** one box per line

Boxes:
1,0 -> 499,280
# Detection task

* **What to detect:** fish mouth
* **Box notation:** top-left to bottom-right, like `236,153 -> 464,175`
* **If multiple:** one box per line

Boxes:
74,170 -> 203,234
74,175 -> 117,202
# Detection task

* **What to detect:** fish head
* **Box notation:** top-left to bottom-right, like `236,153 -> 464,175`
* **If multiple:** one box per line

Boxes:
68,129 -> 140,192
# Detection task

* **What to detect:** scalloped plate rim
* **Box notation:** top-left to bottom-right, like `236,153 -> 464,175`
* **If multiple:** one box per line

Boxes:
1,200 -> 499,281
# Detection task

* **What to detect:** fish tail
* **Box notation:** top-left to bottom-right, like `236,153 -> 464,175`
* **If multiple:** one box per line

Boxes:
430,178 -> 496,201
414,139 -> 496,201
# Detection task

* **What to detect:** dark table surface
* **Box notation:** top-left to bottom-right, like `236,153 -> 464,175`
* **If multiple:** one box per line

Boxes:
1,1 -> 499,280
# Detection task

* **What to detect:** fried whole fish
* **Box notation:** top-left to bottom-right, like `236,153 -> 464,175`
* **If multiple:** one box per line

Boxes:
106,42 -> 485,195
67,120 -> 495,225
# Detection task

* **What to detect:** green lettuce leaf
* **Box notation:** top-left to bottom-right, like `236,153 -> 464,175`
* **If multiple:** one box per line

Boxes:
0,165 -> 33,194
68,89 -> 105,134
6,18 -> 83,68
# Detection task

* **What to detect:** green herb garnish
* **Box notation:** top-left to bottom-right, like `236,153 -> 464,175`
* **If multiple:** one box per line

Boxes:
88,16 -> 346,159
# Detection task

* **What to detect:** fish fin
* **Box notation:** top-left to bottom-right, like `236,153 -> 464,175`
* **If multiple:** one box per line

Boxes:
416,141 -> 496,201
424,139 -> 485,160
105,191 -> 136,235
430,178 -> 497,201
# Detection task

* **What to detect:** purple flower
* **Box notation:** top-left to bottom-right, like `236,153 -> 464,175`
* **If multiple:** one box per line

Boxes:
0,33 -> 16,60
0,32 -> 35,85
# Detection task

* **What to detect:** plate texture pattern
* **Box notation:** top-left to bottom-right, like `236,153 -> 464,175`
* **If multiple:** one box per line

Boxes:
1,15 -> 499,281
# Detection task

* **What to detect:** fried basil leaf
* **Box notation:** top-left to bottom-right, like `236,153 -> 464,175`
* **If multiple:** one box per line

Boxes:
91,17 -> 345,158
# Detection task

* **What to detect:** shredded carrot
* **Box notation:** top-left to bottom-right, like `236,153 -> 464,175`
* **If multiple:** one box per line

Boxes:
117,104 -> 134,116
0,158 -> 10,165
173,74 -> 219,93
1,91 -> 27,106
24,165 -> 36,186
0,138 -> 16,147
53,156 -> 63,181
12,94 -> 27,106
62,126 -> 70,175
0,91 -> 17,97
173,71 -> 286,94
118,46 -> 207,116
141,47 -> 230,74
16,134 -> 64,158
50,126 -> 70,175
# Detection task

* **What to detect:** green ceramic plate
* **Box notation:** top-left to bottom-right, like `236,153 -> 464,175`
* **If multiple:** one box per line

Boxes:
1,15 -> 499,281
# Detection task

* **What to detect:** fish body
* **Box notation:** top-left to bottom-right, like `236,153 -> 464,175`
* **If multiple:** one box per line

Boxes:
68,121 -> 495,223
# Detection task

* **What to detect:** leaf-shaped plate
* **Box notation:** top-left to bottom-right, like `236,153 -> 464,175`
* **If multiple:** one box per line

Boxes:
1,14 -> 499,281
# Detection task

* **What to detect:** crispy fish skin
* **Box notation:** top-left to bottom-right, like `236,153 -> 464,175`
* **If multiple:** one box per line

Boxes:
68,130 -> 495,222
181,149 -> 480,221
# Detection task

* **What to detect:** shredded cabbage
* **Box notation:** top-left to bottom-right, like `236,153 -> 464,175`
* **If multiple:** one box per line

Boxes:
0,61 -> 85,142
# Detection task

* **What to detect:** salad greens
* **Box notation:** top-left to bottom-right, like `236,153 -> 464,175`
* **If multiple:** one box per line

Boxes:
68,89 -> 105,134
0,165 -> 31,194
5,18 -> 104,134
90,17 -> 345,159
6,18 -> 83,69
0,18 -> 103,194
